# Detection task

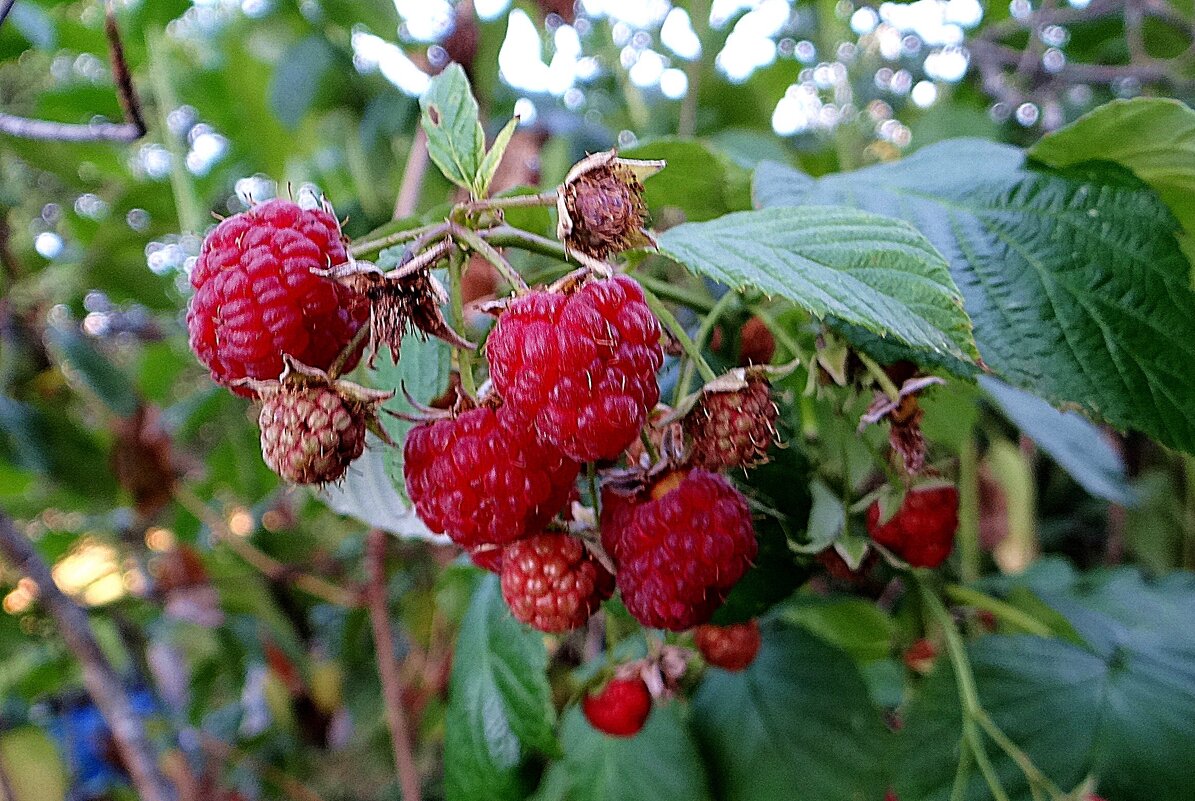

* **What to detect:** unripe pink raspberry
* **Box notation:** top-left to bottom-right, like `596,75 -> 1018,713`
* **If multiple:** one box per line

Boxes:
500,533 -> 613,632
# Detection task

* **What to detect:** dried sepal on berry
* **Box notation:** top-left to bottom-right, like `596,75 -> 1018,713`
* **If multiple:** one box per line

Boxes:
241,356 -> 393,485
556,150 -> 664,269
324,252 -> 475,368
671,367 -> 782,470
859,374 -> 945,475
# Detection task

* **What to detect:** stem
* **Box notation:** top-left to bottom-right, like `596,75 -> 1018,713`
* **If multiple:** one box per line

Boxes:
483,225 -> 570,263
350,222 -> 446,261
366,530 -> 424,801
328,323 -> 371,379
944,585 -> 1053,637
173,486 -> 360,607
147,31 -> 204,234
449,223 -> 529,291
634,275 -> 715,313
675,288 -> 737,403
447,249 -> 477,397
640,284 -> 718,383
677,0 -> 712,137
857,351 -> 900,402
638,430 -> 660,463
0,512 -> 177,801
394,127 -> 429,220
464,191 -> 557,211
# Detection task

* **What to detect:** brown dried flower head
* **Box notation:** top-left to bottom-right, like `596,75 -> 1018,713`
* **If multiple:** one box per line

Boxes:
557,150 -> 664,267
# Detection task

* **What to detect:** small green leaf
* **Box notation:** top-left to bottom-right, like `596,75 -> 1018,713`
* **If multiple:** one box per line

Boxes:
621,138 -> 751,221
420,63 -> 486,195
476,116 -> 520,198
797,479 -> 846,553
45,323 -> 140,417
531,704 -> 713,801
1030,98 -> 1195,238
445,575 -> 557,801
691,621 -> 891,801
657,206 -> 979,365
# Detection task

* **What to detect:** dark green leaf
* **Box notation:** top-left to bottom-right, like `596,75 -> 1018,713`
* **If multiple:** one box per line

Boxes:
531,704 -> 713,801
657,207 -> 979,363
755,140 -> 1195,453
45,323 -> 140,417
691,621 -> 891,801
621,138 -> 750,222
445,575 -> 556,801
420,63 -> 486,194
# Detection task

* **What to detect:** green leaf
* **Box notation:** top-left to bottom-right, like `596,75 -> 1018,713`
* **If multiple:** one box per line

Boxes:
531,704 -> 713,801
755,140 -> 1195,454
445,575 -> 557,801
621,138 -> 751,222
1030,98 -> 1195,238
782,597 -> 897,662
980,376 -> 1134,506
896,568 -> 1195,801
268,35 -> 336,129
691,621 -> 891,801
45,323 -> 140,417
420,63 -> 486,195
656,207 -> 979,364
476,117 -> 520,199
315,436 -> 436,539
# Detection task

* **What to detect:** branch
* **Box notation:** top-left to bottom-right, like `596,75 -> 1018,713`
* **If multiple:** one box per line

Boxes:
394,128 -> 430,220
0,512 -> 177,801
0,4 -> 146,143
366,529 -> 423,801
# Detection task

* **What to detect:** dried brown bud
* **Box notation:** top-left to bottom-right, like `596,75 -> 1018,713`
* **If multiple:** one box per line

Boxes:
556,151 -> 664,268
859,374 -> 945,475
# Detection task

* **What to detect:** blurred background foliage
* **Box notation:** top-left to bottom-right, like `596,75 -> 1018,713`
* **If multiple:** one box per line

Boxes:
0,0 -> 1193,799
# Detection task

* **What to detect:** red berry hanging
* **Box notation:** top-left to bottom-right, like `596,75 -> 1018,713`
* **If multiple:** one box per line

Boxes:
694,620 -> 762,671
866,484 -> 959,568
500,533 -> 614,632
187,199 -> 368,393
486,275 -> 663,462
602,469 -> 757,631
403,405 -> 579,548
581,676 -> 652,738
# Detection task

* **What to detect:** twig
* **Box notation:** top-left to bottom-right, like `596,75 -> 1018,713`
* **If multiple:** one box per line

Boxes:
640,283 -> 718,383
366,530 -> 423,801
482,225 -> 571,263
0,748 -> 17,801
0,4 -> 146,143
0,512 -> 177,801
0,211 -> 24,283
447,222 -> 528,292
446,247 -> 478,397
349,221 -> 446,261
394,128 -> 430,220
173,485 -> 361,608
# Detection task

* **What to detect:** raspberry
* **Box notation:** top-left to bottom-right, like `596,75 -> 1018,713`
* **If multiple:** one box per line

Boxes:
187,199 -> 367,393
603,469 -> 757,631
403,405 -> 579,548
684,375 -> 778,469
468,545 -> 504,574
500,533 -> 614,632
866,485 -> 959,568
903,638 -> 938,674
259,384 -> 366,484
486,275 -> 663,462
694,620 -> 762,671
581,676 -> 652,737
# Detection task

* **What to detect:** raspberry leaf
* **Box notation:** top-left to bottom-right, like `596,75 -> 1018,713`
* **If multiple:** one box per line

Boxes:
691,621 -> 891,801
475,116 -> 519,199
419,63 -> 486,197
656,206 -> 980,366
531,704 -> 713,801
755,139 -> 1195,455
621,138 -> 752,222
446,575 -> 558,801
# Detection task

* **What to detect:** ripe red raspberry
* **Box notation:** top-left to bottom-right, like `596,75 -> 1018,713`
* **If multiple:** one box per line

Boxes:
500,533 -> 614,632
486,275 -> 663,462
403,405 -> 579,548
468,545 -> 504,574
187,199 -> 367,393
259,384 -> 366,484
603,469 -> 757,631
582,676 -> 652,737
903,638 -> 938,674
694,620 -> 762,671
866,485 -> 959,568
684,375 -> 778,469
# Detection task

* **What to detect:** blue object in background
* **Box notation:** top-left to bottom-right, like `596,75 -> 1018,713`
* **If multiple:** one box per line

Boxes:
47,688 -> 157,800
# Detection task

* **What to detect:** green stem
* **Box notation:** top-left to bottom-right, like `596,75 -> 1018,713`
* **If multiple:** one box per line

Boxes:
349,222 -> 446,261
640,284 -> 718,384
677,0 -> 712,137
638,430 -> 660,463
857,351 -> 900,401
634,275 -> 715,314
944,585 -> 1052,638
959,434 -> 982,584
483,225 -> 570,263
675,288 -> 737,403
449,224 -> 528,291
447,250 -> 477,397
749,305 -> 808,364
146,31 -> 204,234
464,191 -> 557,211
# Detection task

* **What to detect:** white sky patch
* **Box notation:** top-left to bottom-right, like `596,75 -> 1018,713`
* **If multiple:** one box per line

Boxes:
474,0 -> 511,21
35,232 -> 64,259
498,10 -> 581,96
352,31 -> 430,95
851,6 -> 879,35
660,8 -> 701,60
660,67 -> 688,99
580,0 -> 671,28
924,46 -> 969,82
393,0 -> 453,41
629,48 -> 667,87
911,79 -> 938,107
